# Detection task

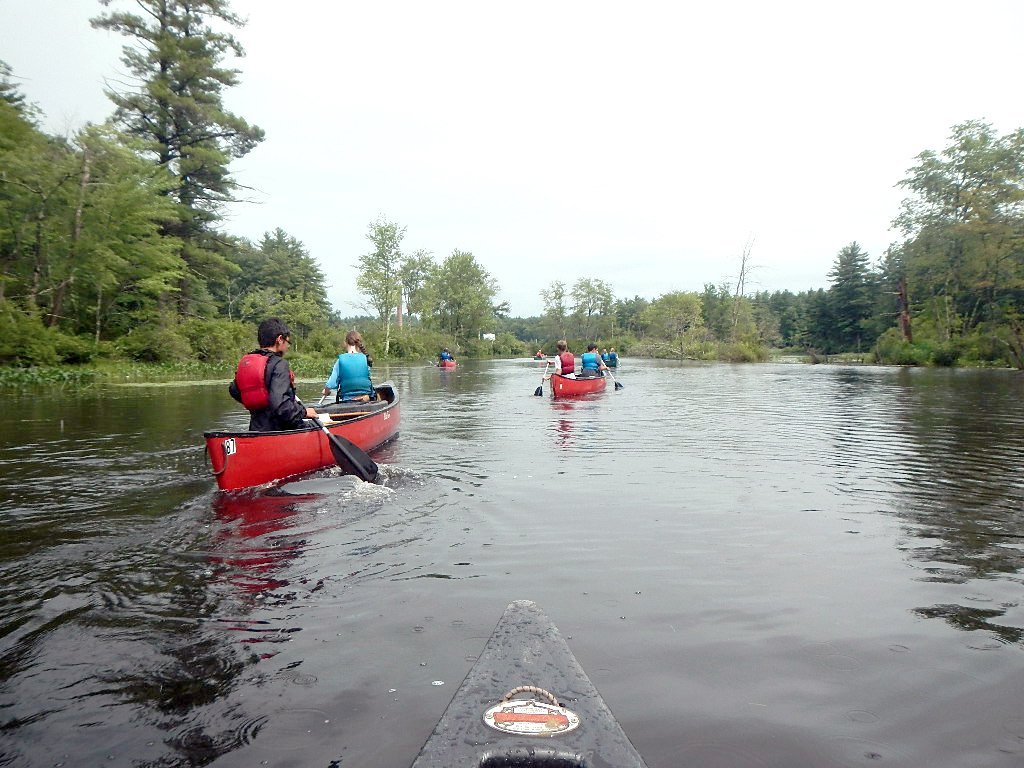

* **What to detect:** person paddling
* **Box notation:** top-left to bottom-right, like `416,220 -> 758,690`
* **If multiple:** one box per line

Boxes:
579,343 -> 609,377
545,339 -> 576,381
322,330 -> 376,403
438,348 -> 455,364
229,318 -> 316,432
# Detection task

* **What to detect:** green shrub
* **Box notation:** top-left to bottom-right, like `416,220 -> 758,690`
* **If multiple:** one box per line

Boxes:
182,318 -> 252,362
115,324 -> 192,362
303,326 -> 348,357
929,340 -> 961,367
53,333 -> 96,364
0,309 -> 59,366
719,341 -> 770,362
873,328 -> 930,365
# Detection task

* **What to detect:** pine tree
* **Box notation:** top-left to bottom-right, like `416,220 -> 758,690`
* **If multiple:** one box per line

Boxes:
827,242 -> 874,351
92,0 -> 264,315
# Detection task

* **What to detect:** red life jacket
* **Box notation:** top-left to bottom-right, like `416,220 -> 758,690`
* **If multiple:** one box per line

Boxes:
234,352 -> 294,410
558,351 -> 575,375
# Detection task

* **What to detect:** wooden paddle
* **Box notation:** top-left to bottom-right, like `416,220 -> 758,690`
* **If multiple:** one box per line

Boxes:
534,361 -> 550,396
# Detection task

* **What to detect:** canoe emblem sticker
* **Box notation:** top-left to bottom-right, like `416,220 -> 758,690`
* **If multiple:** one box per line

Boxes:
222,438 -> 236,456
483,699 -> 580,736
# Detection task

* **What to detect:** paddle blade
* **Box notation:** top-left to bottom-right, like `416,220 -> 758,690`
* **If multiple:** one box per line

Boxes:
614,381 -> 624,390
534,361 -> 549,396
315,421 -> 378,481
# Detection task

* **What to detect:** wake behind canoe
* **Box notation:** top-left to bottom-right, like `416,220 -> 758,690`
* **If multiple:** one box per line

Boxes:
410,600 -> 648,767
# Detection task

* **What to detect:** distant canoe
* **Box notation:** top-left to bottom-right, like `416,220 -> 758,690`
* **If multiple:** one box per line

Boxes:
410,600 -> 648,767
438,359 -> 457,368
550,373 -> 606,398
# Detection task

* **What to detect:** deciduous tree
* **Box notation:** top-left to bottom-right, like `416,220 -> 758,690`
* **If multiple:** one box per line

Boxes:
356,217 -> 404,353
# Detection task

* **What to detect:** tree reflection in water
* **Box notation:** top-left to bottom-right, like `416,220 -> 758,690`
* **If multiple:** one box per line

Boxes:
885,369 -> 1024,645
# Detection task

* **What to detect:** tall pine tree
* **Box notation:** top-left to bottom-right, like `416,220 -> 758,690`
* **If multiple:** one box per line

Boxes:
92,0 -> 264,316
827,242 -> 874,351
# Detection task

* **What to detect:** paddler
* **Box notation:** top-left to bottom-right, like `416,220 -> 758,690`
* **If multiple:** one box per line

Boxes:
229,318 -> 317,432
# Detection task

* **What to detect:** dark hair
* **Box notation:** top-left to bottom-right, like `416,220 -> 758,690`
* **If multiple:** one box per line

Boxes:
587,343 -> 598,352
346,330 -> 373,366
258,318 -> 290,347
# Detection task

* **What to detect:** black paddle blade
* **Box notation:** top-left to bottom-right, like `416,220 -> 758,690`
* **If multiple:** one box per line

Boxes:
534,385 -> 543,396
316,422 -> 378,482
614,381 -> 624,390
327,432 -> 378,481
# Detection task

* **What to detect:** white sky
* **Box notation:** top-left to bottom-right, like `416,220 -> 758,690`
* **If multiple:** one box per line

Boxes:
5,0 -> 1024,317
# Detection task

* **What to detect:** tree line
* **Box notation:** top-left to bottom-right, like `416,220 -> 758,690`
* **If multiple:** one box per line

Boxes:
1,1 -> 1021,371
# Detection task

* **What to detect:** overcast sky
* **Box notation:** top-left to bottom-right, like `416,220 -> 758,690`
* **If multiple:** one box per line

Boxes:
6,0 -> 1024,317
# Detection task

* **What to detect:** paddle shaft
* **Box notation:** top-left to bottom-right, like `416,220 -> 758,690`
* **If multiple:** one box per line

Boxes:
534,361 -> 550,396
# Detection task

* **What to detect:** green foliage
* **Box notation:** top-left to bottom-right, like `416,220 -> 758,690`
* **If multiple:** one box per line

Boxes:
181,317 -> 251,362
0,308 -> 59,365
53,333 -> 97,364
896,120 -> 1024,347
303,326 -> 349,357
92,0 -> 263,216
0,365 -> 100,388
827,242 -> 876,351
719,341 -> 770,362
873,328 -> 931,365
643,291 -> 704,341
115,323 -> 192,363
220,229 -> 330,323
460,333 -> 529,358
570,278 -> 614,339
421,249 -> 502,340
356,217 -> 405,353
371,326 -> 449,360
92,0 -> 264,315
399,249 -> 435,320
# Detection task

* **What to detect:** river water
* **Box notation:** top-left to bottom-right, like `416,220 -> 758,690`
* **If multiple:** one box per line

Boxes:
1,359 -> 1023,767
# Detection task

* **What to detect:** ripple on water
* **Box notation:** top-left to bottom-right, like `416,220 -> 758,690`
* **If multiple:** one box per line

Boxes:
253,708 -> 334,752
168,716 -> 266,761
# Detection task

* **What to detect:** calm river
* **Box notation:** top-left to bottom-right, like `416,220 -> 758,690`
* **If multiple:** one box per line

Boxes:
1,359 -> 1023,767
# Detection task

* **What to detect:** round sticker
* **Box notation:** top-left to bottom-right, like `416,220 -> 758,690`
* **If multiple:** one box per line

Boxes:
483,699 -> 581,736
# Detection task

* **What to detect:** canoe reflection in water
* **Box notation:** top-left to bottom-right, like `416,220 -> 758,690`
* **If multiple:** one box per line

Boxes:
551,399 -> 577,449
211,489 -> 314,596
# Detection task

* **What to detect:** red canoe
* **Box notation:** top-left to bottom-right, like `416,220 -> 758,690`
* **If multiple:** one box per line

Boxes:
438,359 -> 457,368
204,382 -> 400,492
550,373 -> 607,398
